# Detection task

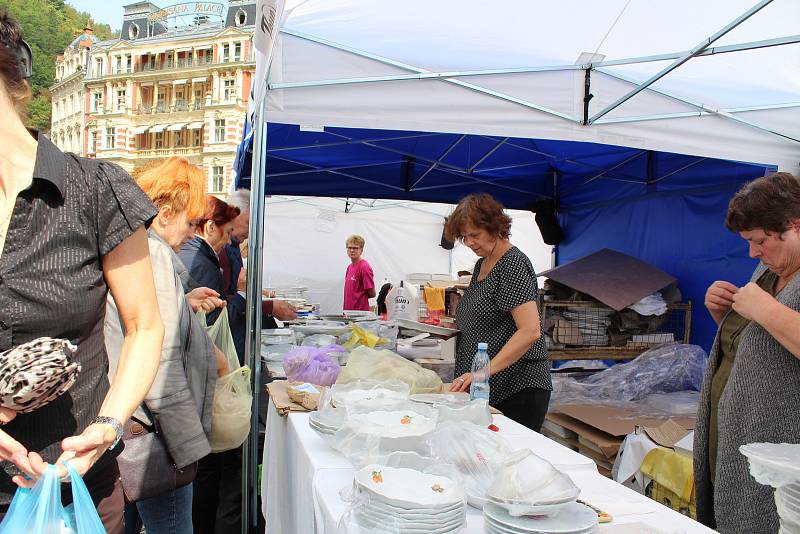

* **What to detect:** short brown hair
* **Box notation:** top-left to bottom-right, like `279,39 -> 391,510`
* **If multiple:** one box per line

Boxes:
444,193 -> 512,242
725,172 -> 800,234
346,235 -> 365,248
134,157 -> 206,220
0,11 -> 31,116
197,196 -> 240,235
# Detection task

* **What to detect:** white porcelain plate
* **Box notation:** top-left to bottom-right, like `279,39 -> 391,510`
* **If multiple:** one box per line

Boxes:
333,387 -> 408,407
354,510 -> 464,534
484,501 -> 597,533
485,520 -> 599,534
357,507 -> 464,531
409,393 -> 468,405
348,410 -> 436,438
355,465 -> 464,509
364,499 -> 463,517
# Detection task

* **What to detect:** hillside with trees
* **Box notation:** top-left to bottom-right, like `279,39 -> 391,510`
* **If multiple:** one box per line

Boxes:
0,0 -> 117,131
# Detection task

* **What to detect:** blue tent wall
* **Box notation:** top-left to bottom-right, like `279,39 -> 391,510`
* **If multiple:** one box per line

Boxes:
557,186 -> 762,350
235,122 -> 775,351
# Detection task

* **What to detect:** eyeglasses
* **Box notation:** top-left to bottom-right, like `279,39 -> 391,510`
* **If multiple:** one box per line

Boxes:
346,246 -> 361,250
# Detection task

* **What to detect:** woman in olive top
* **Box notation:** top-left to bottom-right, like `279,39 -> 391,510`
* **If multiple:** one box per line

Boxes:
695,172 -> 800,533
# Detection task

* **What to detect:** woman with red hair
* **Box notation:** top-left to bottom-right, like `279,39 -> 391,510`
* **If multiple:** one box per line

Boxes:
105,158 -> 229,534
178,196 -> 243,534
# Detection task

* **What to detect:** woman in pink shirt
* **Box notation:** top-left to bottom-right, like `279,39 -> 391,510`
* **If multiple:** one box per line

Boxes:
343,235 -> 376,311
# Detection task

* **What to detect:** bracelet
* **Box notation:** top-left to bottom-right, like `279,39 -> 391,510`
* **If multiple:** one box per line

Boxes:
91,416 -> 123,450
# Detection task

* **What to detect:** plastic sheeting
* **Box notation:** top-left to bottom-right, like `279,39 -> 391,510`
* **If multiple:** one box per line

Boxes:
551,344 -> 708,405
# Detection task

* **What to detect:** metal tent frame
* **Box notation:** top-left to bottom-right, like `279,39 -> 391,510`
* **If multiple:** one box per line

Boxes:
240,1 -> 799,530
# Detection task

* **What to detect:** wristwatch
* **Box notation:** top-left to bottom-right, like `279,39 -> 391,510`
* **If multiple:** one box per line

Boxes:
91,416 -> 123,450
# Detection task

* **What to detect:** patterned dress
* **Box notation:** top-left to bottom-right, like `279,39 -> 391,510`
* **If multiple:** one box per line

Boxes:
454,246 -> 550,406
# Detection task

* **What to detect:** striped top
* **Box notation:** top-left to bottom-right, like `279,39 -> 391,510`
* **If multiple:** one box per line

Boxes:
0,135 -> 156,499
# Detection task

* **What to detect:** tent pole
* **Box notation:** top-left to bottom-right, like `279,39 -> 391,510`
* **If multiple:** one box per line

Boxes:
582,68 -> 593,125
588,0 -> 775,124
242,97 -> 268,533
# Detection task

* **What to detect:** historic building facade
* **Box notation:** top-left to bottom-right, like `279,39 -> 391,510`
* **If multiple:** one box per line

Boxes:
74,1 -> 255,193
51,21 -> 97,155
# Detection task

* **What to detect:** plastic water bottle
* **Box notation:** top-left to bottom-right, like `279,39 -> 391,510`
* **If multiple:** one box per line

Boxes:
470,342 -> 490,401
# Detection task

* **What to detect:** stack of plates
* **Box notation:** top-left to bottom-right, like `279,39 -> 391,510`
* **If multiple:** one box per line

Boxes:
290,321 -> 351,336
308,408 -> 345,436
352,465 -> 466,534
776,483 -> 800,533
483,502 -> 598,534
740,443 -> 800,533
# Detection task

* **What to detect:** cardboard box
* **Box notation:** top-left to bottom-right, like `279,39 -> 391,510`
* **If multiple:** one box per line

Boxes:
540,249 -> 676,311
545,412 -> 623,460
555,404 -> 695,437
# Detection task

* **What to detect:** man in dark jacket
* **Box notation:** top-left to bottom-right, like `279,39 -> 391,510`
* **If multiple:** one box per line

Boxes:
222,189 -> 296,361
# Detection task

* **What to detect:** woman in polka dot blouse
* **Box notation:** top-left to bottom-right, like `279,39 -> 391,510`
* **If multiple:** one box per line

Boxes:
446,194 -> 551,431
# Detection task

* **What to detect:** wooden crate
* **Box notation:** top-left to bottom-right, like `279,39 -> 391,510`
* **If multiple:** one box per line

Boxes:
541,300 -> 691,361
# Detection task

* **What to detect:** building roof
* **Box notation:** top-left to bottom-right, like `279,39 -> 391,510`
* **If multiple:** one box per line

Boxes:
92,22 -> 249,51
70,20 -> 99,49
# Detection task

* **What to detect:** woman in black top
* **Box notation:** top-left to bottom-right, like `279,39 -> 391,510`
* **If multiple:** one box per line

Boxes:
178,196 -> 243,534
0,13 -> 164,533
447,194 -> 551,431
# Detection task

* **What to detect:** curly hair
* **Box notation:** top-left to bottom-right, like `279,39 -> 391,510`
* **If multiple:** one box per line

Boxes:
444,193 -> 512,242
725,172 -> 800,235
0,11 -> 31,115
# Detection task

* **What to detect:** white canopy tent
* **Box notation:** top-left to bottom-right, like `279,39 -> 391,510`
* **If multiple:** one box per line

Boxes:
239,1 -> 800,528
262,0 -> 799,174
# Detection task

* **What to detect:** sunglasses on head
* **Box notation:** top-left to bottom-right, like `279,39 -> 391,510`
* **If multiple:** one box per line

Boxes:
1,39 -> 32,79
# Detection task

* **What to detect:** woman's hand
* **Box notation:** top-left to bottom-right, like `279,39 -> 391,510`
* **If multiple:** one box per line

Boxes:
9,422 -> 116,488
732,282 -> 775,322
0,430 -> 33,486
705,280 -> 738,325
450,372 -> 472,392
0,407 -> 17,425
187,287 -> 225,313
214,345 -> 231,377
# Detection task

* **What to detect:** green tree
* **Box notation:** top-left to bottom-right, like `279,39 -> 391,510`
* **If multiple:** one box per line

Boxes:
0,0 -> 118,130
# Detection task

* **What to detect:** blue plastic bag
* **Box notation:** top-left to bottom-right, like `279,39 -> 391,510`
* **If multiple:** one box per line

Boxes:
0,461 -> 105,534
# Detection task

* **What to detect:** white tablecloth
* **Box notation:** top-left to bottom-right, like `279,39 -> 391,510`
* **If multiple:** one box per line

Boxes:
262,402 -> 716,534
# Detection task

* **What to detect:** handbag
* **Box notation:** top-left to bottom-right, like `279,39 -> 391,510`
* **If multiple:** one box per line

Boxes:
116,409 -> 197,503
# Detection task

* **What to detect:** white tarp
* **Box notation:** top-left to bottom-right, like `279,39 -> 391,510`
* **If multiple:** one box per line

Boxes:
264,0 -> 799,173
260,197 -> 550,314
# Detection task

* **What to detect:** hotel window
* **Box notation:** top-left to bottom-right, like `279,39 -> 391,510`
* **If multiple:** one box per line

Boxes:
174,130 -> 184,148
95,58 -> 104,77
89,130 -> 97,154
116,89 -> 126,111
115,56 -> 122,73
221,44 -> 229,63
212,166 -> 224,192
126,55 -> 132,73
223,79 -> 235,101
155,132 -> 164,149
234,42 -> 241,61
69,95 -> 74,115
192,128 -> 201,146
105,127 -> 115,149
214,119 -> 225,142
91,91 -> 102,112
